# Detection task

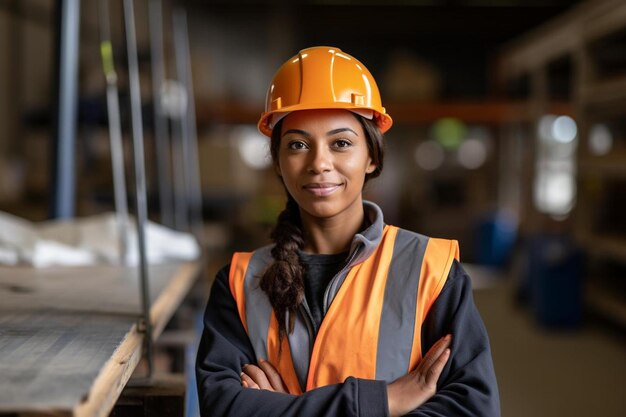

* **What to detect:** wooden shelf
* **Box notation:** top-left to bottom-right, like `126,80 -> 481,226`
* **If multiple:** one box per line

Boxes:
386,100 -> 573,125
498,0 -> 626,333
580,76 -> 626,107
0,261 -> 202,416
579,233 -> 626,263
498,0 -> 626,79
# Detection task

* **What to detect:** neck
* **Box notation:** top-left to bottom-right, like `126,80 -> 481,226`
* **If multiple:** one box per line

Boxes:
300,199 -> 365,255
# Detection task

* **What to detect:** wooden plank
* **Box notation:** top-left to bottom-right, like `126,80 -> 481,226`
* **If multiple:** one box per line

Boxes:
72,261 -> 201,417
497,3 -> 587,77
498,0 -> 626,78
582,0 -> 626,43
581,77 -> 626,107
0,263 -> 185,315
0,313 -> 134,413
0,260 -> 201,417
72,324 -> 144,417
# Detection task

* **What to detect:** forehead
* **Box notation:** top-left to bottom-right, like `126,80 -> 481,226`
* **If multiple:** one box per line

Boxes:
281,109 -> 363,134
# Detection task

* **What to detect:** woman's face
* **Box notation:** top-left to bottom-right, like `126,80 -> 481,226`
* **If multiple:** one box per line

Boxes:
276,109 -> 377,220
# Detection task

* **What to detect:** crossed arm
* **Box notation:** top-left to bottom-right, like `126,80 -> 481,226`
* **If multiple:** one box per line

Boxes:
196,260 -> 500,416
240,335 -> 453,417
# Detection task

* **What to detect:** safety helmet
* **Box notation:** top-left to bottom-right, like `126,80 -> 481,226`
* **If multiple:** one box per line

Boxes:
257,46 -> 393,137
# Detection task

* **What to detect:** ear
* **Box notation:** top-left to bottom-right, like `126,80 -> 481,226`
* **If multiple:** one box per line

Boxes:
365,158 -> 377,174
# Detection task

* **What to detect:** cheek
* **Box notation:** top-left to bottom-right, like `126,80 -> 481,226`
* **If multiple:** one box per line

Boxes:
343,153 -> 372,181
277,157 -> 299,186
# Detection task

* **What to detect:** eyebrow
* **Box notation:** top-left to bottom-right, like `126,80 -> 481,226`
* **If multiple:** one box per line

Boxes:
282,127 -> 359,138
327,127 -> 358,136
282,129 -> 311,138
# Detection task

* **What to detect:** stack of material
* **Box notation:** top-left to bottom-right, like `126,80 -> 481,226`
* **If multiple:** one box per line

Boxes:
0,212 -> 200,267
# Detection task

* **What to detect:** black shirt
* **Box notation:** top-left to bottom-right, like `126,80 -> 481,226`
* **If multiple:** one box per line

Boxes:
299,251 -> 348,333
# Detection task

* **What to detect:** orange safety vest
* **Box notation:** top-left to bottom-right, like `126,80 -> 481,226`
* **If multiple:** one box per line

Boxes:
229,225 -> 459,394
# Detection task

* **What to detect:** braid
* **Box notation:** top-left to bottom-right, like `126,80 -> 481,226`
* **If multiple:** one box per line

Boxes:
259,194 -> 306,341
261,114 -> 384,341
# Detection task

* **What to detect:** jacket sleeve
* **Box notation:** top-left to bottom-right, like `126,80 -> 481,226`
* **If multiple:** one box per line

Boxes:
409,260 -> 500,416
195,264 -> 389,417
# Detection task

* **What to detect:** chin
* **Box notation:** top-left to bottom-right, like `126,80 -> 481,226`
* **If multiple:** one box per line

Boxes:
300,199 -> 341,219
298,194 -> 363,221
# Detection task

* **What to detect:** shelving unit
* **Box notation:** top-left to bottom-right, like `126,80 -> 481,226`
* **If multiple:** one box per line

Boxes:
194,98 -> 573,127
498,0 -> 626,327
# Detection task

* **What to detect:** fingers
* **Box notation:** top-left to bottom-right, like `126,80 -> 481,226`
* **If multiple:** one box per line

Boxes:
425,347 -> 450,385
258,359 -> 288,392
419,334 -> 452,372
240,371 -> 259,389
387,335 -> 453,416
240,361 -> 287,392
241,364 -> 272,390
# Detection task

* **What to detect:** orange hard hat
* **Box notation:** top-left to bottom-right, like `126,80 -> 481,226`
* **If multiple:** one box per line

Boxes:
258,46 -> 393,137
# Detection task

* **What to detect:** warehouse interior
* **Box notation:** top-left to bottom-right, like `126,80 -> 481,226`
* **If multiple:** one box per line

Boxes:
0,0 -> 624,416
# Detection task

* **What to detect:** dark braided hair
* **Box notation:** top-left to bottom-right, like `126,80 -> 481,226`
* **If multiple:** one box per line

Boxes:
260,113 -> 385,340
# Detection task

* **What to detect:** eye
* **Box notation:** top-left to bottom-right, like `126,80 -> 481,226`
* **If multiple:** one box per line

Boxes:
333,139 -> 352,149
287,140 -> 308,150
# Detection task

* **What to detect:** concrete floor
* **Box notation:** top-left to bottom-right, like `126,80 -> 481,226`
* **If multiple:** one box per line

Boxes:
468,265 -> 626,417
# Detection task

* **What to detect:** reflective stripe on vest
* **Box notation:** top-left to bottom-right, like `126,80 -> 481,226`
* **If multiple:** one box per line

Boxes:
229,225 -> 459,394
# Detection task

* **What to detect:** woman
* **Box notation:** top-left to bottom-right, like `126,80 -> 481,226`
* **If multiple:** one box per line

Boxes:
196,46 -> 500,416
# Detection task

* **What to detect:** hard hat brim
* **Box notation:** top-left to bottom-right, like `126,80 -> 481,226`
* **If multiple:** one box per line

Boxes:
258,104 -> 393,137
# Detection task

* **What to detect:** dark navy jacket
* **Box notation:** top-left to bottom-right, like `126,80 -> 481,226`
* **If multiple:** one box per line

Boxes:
196,206 -> 500,416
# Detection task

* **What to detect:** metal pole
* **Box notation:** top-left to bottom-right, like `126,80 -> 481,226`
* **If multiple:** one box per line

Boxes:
173,9 -> 204,243
171,115 -> 189,232
149,0 -> 175,229
98,0 -> 129,264
123,0 -> 153,377
7,0 -> 23,161
166,79 -> 190,232
50,0 -> 80,219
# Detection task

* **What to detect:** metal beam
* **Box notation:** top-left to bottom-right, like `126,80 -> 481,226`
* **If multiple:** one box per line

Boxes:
50,0 -> 80,219
149,0 -> 175,229
123,0 -> 153,377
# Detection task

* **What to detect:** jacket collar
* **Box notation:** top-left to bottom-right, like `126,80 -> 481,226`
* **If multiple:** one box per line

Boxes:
348,200 -> 385,266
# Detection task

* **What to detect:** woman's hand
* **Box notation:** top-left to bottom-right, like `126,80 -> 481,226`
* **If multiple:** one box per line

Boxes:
386,334 -> 452,417
240,359 -> 289,393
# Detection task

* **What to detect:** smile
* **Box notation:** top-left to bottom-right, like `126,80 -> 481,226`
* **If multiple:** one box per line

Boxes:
303,183 -> 342,197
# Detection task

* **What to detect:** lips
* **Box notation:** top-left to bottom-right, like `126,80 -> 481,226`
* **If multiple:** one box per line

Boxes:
303,182 -> 342,197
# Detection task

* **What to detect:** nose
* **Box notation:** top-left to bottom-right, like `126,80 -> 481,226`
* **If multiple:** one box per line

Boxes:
307,145 -> 332,174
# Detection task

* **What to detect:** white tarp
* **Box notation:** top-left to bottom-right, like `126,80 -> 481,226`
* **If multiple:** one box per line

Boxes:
0,212 -> 200,267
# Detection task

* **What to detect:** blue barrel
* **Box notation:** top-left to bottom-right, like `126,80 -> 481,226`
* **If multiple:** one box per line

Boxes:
526,235 -> 584,328
476,210 -> 518,268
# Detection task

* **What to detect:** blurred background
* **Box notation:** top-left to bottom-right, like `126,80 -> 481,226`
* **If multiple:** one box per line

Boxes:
0,0 -> 625,416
